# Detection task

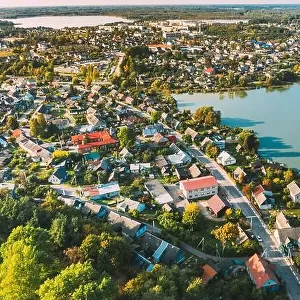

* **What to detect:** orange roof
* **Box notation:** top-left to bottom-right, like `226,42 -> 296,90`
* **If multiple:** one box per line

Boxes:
71,131 -> 117,150
202,264 -> 217,283
180,176 -> 218,191
148,44 -> 172,49
253,185 -> 266,197
246,253 -> 279,288
12,129 -> 22,138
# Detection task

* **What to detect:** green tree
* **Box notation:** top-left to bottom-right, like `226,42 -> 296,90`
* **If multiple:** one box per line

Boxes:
205,143 -> 219,158
182,203 -> 202,230
150,111 -> 162,123
157,212 -> 181,233
193,106 -> 220,127
38,262 -> 117,300
117,126 -> 136,149
44,71 -> 54,82
186,277 -> 204,300
80,233 -> 130,274
238,130 -> 259,153
212,222 -> 239,246
29,117 -> 39,137
182,134 -> 193,145
6,115 -> 19,130
123,265 -> 181,300
0,225 -> 58,300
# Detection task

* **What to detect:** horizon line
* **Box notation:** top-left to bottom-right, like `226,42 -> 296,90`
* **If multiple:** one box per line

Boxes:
1,3 -> 300,8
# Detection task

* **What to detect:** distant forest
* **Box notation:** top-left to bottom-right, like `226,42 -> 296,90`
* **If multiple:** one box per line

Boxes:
0,5 -> 300,22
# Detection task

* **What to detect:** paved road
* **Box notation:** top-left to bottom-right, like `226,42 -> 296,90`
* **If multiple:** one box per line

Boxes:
188,145 -> 300,299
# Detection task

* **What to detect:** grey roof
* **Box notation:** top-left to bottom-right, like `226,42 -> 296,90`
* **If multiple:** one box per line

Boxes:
139,232 -> 183,264
155,155 -> 168,168
144,179 -> 174,205
275,227 -> 300,244
107,211 -> 145,238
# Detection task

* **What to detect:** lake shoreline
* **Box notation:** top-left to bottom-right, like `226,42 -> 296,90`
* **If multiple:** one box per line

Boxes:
174,84 -> 300,170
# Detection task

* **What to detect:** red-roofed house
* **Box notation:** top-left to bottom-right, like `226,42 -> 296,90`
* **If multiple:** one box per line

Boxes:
246,253 -> 280,292
71,131 -> 117,153
179,176 -> 218,200
207,194 -> 230,217
202,264 -> 217,284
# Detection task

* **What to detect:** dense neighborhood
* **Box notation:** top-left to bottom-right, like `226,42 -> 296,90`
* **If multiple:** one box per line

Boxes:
0,5 -> 300,300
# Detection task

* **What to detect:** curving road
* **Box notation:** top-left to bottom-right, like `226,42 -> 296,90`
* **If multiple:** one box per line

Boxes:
187,145 -> 300,300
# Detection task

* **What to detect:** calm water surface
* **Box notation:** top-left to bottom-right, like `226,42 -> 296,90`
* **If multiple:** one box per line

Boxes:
3,15 -> 132,29
174,84 -> 300,170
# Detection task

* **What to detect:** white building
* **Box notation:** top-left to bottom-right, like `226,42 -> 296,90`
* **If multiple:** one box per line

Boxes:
217,151 -> 236,166
179,176 -> 218,200
287,181 -> 300,202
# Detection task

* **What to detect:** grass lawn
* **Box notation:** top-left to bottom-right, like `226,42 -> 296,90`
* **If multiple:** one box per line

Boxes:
182,219 -> 225,255
283,209 -> 300,218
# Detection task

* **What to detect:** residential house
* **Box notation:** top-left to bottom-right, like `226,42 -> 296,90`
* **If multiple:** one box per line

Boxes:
153,132 -> 169,145
246,253 -> 280,292
130,163 -> 151,174
0,136 -> 8,148
287,181 -> 300,202
174,199 -> 190,214
71,131 -> 117,153
276,212 -> 291,229
82,201 -> 108,218
155,155 -> 169,169
180,176 -> 218,200
184,127 -> 201,142
137,232 -> 185,265
236,144 -> 243,152
202,264 -> 217,284
236,225 -> 249,245
188,163 -> 202,178
201,136 -> 213,149
207,194 -> 230,217
252,185 -> 275,210
82,181 -> 120,201
48,166 -> 68,184
145,179 -> 174,205
211,136 -> 226,150
17,135 -> 52,165
217,151 -> 236,166
167,143 -> 191,166
117,198 -> 146,213
142,124 -> 164,137
120,147 -> 134,161
49,118 -> 70,130
107,210 -> 147,238
274,227 -> 300,255
232,167 -> 247,182
175,167 -> 189,180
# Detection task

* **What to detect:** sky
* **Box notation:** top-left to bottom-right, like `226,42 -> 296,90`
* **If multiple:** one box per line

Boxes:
3,0 -> 300,7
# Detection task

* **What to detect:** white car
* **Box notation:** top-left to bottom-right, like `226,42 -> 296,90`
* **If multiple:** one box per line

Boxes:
256,235 -> 263,242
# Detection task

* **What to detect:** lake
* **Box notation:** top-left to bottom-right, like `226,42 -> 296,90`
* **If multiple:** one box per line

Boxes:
2,15 -> 132,29
174,84 -> 300,170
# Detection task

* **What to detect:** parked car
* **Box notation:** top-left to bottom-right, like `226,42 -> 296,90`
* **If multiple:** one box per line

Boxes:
256,235 -> 263,242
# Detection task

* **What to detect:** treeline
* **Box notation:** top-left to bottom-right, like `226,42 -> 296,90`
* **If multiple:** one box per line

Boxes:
1,5 -> 300,21
0,184 -> 288,300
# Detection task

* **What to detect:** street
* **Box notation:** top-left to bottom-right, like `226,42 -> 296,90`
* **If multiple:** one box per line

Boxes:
188,145 -> 300,299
